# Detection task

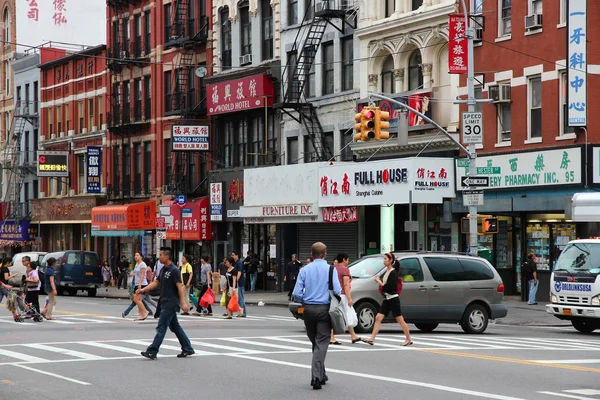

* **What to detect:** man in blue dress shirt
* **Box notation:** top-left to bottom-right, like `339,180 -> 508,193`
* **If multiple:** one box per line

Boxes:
293,242 -> 341,390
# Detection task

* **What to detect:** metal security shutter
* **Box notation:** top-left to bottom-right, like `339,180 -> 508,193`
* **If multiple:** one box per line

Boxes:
297,223 -> 358,264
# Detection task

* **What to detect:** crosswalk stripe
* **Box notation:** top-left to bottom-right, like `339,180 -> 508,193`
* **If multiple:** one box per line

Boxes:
186,340 -> 262,354
244,316 -> 297,322
537,390 -> 598,400
124,339 -> 216,356
375,337 -> 463,350
217,337 -> 308,352
0,348 -> 49,363
266,315 -> 297,320
79,341 -> 147,355
61,317 -> 114,324
44,319 -> 77,324
23,343 -> 104,360
531,359 -> 600,364
424,336 -> 537,350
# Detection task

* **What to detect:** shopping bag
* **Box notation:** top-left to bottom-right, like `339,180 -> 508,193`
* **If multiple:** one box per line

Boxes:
201,289 -> 216,306
220,292 -> 227,307
227,292 -> 240,313
189,292 -> 199,308
328,266 -> 347,335
346,305 -> 358,328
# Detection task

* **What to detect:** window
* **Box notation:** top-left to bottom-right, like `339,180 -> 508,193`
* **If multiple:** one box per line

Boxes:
305,0 -> 314,20
78,155 -> 85,194
412,0 -> 423,10
398,258 -> 424,282
223,121 -> 235,168
239,2 -> 251,57
97,95 -> 103,127
134,143 -> 141,195
498,102 -> 511,142
267,113 -> 276,162
560,72 -> 575,136
33,179 -> 38,200
16,86 -> 21,107
340,130 -> 353,161
33,129 -> 38,164
251,116 -> 260,166
221,8 -> 232,70
164,139 -> 172,184
323,132 -> 334,158
303,135 -> 315,163
381,55 -> 394,93
322,42 -> 334,95
341,38 -> 353,91
529,0 -> 542,15
238,119 -> 248,166
458,259 -> 495,280
385,0 -> 395,17
123,18 -> 130,52
288,0 -> 298,26
559,0 -> 567,24
88,98 -> 94,129
528,76 -> 542,139
134,14 -> 142,57
164,4 -> 172,43
24,130 -> 29,164
24,83 -> 30,112
287,137 -> 299,164
113,21 -> 121,54
134,78 -> 142,120
164,71 -> 172,113
3,8 -> 9,44
48,107 -> 53,135
305,62 -> 316,98
4,60 -> 9,94
261,0 -> 273,61
113,82 -> 121,123
23,182 -> 29,214
123,81 -> 130,123
123,145 -> 131,192
57,105 -> 62,134
33,81 -> 38,113
287,51 -> 298,99
144,11 -> 151,54
144,142 -> 152,193
472,0 -> 483,13
144,76 -> 151,120
408,50 -> 423,91
423,257 -> 466,281
112,145 -> 120,190
499,0 -> 511,36
474,86 -> 483,112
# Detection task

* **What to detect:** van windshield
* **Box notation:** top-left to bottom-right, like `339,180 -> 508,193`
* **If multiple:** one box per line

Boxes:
555,243 -> 600,274
348,256 -> 385,279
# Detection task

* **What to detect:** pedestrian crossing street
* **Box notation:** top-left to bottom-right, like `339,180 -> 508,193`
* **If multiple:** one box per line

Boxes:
1,333 -> 600,367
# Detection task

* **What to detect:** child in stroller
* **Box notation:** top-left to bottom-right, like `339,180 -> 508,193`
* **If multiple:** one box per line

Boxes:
6,290 -> 44,323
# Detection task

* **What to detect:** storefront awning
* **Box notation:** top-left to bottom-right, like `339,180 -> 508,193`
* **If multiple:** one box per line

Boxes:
91,201 -> 156,232
572,193 -> 600,222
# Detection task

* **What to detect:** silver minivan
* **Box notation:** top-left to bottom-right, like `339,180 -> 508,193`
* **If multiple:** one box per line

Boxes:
290,252 -> 508,334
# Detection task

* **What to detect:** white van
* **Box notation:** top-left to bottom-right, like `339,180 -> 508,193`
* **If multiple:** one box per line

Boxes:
9,252 -> 47,285
546,239 -> 600,333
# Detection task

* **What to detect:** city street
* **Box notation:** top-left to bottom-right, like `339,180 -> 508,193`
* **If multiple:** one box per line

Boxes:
0,295 -> 599,400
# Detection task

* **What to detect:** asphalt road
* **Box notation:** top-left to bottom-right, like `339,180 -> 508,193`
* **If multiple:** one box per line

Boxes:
0,294 -> 599,400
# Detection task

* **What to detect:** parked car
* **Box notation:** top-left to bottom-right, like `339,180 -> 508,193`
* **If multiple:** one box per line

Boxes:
289,252 -> 508,334
39,251 -> 103,297
8,252 -> 47,286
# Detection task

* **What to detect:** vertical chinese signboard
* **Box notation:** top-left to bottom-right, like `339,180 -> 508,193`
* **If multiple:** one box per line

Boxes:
210,183 -> 223,222
86,146 -> 102,194
166,197 -> 212,241
567,0 -> 587,127
448,14 -> 468,74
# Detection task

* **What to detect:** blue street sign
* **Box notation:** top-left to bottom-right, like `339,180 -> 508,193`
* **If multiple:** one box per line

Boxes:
176,194 -> 187,206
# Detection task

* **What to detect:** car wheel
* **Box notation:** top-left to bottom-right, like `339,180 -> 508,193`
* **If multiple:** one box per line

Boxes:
572,319 -> 598,333
87,289 -> 97,297
414,323 -> 439,333
460,304 -> 489,334
354,302 -> 377,334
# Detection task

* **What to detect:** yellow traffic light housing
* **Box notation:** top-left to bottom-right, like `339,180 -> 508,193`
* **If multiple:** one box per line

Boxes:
354,107 -> 376,142
375,109 -> 390,140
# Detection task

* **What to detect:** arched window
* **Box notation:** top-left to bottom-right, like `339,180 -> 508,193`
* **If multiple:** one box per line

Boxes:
380,55 -> 394,93
3,8 -> 9,43
220,7 -> 231,70
408,50 -> 423,91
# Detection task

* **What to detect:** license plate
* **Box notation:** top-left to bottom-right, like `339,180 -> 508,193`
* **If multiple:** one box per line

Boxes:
297,307 -> 304,315
563,308 -> 572,316
85,272 -> 93,276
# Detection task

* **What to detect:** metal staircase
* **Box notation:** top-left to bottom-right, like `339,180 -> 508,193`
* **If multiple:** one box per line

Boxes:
2,115 -> 29,219
171,50 -> 194,112
279,0 -> 358,162
172,0 -> 189,39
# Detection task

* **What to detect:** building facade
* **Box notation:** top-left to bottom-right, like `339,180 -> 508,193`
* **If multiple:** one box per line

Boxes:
104,0 -> 213,263
35,45 -> 109,258
208,0 -> 281,287
454,0 -> 600,298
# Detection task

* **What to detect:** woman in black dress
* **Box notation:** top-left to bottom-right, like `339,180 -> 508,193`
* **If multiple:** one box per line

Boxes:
362,252 -> 413,346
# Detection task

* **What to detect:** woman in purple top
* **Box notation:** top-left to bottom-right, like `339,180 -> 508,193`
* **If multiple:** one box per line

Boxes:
25,261 -> 41,313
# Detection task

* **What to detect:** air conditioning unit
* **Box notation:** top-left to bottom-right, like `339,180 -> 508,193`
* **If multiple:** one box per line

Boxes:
525,14 -> 542,30
474,27 -> 483,43
488,84 -> 511,103
91,126 -> 97,132
239,54 -> 252,65
68,130 -> 75,136
472,15 -> 484,28
59,131 -> 65,138
82,128 -> 88,134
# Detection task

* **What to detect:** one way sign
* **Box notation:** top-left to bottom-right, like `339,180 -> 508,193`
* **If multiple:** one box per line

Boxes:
461,176 -> 490,187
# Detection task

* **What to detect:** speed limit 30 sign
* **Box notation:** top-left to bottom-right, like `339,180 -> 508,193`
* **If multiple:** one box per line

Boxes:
462,112 -> 483,144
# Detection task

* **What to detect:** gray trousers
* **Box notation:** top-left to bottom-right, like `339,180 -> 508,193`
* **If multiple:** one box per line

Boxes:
303,304 -> 331,382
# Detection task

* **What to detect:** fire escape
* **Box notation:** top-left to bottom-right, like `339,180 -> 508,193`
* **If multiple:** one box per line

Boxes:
279,0 -> 358,162
163,0 -> 209,196
106,0 -> 152,201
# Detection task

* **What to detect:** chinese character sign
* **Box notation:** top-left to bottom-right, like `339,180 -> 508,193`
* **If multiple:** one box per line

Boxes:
86,146 -> 102,194
210,182 -> 223,222
207,74 -> 275,115
165,197 -> 212,241
448,14 -> 468,74
172,124 -> 210,151
37,151 -> 69,177
567,0 -> 587,127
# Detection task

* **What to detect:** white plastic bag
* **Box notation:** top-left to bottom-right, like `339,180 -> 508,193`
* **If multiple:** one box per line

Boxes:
346,305 -> 358,328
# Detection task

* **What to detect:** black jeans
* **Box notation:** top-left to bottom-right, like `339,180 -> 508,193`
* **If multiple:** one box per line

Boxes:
199,284 -> 213,314
25,290 -> 40,313
118,271 -> 128,289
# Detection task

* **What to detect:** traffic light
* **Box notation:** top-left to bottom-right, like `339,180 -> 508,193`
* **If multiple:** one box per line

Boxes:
375,109 -> 390,140
482,218 -> 498,234
354,107 -> 376,142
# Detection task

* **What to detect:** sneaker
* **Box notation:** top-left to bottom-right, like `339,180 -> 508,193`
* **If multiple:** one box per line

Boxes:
176,350 -> 195,358
141,351 -> 157,360
224,315 -> 232,319
121,312 -> 126,318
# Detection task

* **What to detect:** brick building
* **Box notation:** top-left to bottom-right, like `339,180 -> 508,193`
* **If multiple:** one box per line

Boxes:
102,0 -> 212,262
454,0 -> 598,298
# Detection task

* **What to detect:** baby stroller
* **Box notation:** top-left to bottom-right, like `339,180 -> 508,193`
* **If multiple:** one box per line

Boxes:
6,291 -> 44,323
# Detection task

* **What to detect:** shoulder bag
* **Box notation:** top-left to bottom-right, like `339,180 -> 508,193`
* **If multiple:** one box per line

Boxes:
328,266 -> 347,335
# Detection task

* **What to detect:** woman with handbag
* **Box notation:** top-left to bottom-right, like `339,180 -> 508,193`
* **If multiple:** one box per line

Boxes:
362,252 -> 413,346
194,256 -> 213,316
24,261 -> 41,313
180,255 -> 194,315
224,257 -> 239,319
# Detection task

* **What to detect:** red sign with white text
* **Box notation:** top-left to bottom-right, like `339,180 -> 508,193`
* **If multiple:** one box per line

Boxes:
207,74 -> 275,115
448,14 -> 468,74
165,197 -> 212,241
322,207 -> 359,224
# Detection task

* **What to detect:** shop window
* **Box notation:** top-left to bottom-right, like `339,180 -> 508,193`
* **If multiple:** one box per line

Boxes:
381,55 -> 394,93
398,258 -> 424,282
423,257 -> 466,281
458,259 -> 495,280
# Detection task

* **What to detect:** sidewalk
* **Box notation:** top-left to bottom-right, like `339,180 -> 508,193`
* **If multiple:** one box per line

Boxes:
97,287 -> 569,327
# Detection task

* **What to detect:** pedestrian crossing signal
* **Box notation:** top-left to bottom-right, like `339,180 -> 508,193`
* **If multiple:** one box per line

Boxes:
483,218 -> 498,234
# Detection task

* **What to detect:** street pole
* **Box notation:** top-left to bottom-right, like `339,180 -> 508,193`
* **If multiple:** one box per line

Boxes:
409,190 -> 414,251
179,206 -> 183,263
461,0 -> 479,257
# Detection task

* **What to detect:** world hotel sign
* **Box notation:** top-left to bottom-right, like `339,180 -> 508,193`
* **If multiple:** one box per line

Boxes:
206,74 -> 275,115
